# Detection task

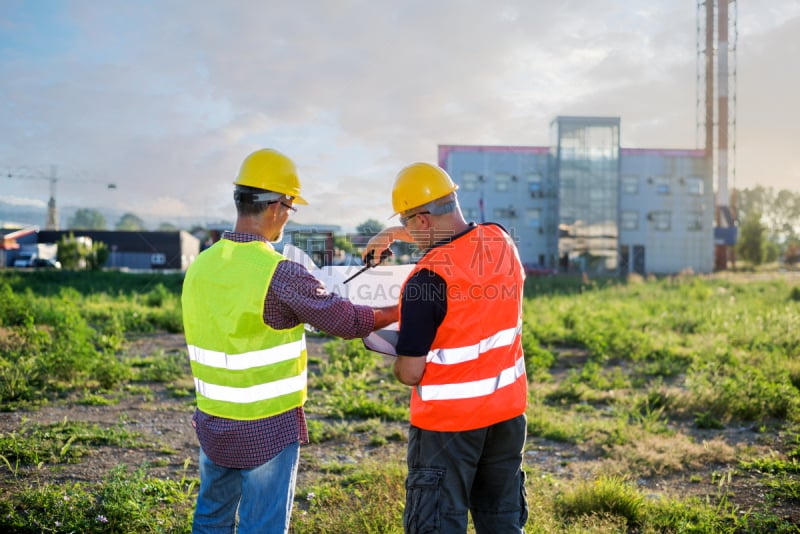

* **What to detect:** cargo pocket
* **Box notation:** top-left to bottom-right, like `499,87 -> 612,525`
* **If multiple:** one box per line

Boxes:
403,467 -> 446,534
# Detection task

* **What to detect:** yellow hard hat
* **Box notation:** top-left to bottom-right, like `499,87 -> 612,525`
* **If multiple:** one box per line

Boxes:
391,162 -> 458,215
233,149 -> 308,205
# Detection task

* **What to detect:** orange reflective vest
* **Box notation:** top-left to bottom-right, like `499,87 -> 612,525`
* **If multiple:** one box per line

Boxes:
400,224 -> 528,432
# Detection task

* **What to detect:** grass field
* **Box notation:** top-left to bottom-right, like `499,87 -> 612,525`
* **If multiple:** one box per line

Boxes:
0,269 -> 798,533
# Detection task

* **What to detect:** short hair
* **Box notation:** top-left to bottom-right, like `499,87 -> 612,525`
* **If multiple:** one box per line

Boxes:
234,185 -> 284,217
416,193 -> 458,216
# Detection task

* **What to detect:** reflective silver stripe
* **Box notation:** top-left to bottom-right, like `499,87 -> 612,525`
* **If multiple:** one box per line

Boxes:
188,337 -> 306,371
427,324 -> 521,365
416,356 -> 525,401
194,370 -> 308,404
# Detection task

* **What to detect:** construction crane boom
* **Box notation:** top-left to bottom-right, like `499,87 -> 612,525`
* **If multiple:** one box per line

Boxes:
5,165 -> 117,230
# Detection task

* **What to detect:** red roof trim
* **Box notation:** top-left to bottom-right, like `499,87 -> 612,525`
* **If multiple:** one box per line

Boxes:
1,226 -> 37,250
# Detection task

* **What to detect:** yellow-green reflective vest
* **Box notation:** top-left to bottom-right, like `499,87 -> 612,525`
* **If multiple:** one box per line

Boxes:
182,239 -> 307,420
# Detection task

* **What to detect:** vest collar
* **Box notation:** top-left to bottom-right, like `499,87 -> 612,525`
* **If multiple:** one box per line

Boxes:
222,231 -> 275,250
427,222 -> 478,252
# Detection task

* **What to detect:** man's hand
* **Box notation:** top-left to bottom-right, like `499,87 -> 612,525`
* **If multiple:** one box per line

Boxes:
361,226 -> 411,264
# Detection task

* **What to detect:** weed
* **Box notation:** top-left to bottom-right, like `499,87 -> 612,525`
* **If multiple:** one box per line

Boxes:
144,283 -> 171,308
0,464 -> 195,533
0,420 -> 150,466
694,411 -> 725,429
555,475 -> 645,527
78,390 -> 119,406
789,286 -> 800,302
131,350 -> 188,382
293,460 -> 405,533
740,454 -> 800,475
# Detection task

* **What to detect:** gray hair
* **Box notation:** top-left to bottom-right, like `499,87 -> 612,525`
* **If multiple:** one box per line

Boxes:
417,193 -> 459,216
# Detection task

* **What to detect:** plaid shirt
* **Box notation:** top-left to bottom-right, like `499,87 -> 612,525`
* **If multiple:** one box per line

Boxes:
193,231 -> 375,468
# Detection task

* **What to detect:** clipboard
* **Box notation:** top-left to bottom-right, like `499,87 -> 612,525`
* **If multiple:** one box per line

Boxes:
363,327 -> 399,356
283,244 -> 408,355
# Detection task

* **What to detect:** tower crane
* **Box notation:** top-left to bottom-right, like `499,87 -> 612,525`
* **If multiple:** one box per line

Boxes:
5,165 -> 117,230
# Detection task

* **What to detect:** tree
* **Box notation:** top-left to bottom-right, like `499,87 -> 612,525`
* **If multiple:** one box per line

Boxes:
116,212 -> 147,231
56,232 -> 103,270
736,211 -> 767,266
157,222 -> 179,231
785,240 -> 800,265
68,208 -> 107,230
736,186 -> 800,244
86,241 -> 110,270
57,233 -> 83,269
333,235 -> 356,255
356,218 -> 384,235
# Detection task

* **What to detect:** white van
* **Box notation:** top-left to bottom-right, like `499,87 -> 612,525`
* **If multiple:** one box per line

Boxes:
13,252 -> 34,268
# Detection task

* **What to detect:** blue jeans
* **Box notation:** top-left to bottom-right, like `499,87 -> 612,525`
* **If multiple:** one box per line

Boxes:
192,442 -> 300,534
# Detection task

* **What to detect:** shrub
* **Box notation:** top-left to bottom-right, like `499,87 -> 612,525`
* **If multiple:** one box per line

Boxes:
521,322 -> 555,374
555,476 -> 645,528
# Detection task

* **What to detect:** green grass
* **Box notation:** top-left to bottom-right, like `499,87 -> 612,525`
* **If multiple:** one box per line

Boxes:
1,270 -> 799,531
0,464 -> 195,533
0,419 -> 151,467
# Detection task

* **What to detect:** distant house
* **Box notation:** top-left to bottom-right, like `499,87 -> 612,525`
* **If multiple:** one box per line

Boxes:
37,230 -> 200,272
273,223 -> 339,267
1,227 -> 39,268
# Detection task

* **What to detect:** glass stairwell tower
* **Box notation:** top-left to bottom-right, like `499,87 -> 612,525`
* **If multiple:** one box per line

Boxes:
551,116 -> 621,275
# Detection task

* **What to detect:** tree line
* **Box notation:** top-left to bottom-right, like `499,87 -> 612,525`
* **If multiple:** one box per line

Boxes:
735,186 -> 800,266
68,209 -> 176,232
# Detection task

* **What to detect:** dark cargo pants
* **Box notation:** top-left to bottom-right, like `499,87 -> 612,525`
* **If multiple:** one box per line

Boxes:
403,414 -> 528,534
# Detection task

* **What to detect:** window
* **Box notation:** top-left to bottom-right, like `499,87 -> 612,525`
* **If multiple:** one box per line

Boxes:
687,211 -> 703,231
649,211 -> 671,231
526,208 -> 541,228
493,207 -> 516,218
654,177 -> 671,195
462,173 -> 479,192
527,173 -> 543,195
495,173 -> 512,192
621,211 -> 638,230
685,177 -> 704,196
463,207 -> 479,219
560,177 -> 576,189
621,175 -> 638,194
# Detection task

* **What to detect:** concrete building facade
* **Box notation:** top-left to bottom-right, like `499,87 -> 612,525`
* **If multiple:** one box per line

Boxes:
439,116 -> 714,276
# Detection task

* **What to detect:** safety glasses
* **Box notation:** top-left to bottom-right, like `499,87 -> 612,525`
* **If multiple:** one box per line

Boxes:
268,200 -> 297,213
399,211 -> 430,226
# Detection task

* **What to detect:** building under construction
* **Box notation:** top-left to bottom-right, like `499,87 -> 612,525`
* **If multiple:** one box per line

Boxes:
439,1 -> 737,276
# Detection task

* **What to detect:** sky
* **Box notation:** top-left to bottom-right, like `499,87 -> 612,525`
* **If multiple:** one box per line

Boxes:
1,1 -> 798,232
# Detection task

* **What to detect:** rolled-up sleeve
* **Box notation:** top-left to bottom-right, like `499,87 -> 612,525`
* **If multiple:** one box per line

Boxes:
264,260 -> 375,339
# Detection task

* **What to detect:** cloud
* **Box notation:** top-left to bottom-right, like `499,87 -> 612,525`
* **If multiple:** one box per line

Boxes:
0,1 -> 797,231
0,195 -> 46,208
